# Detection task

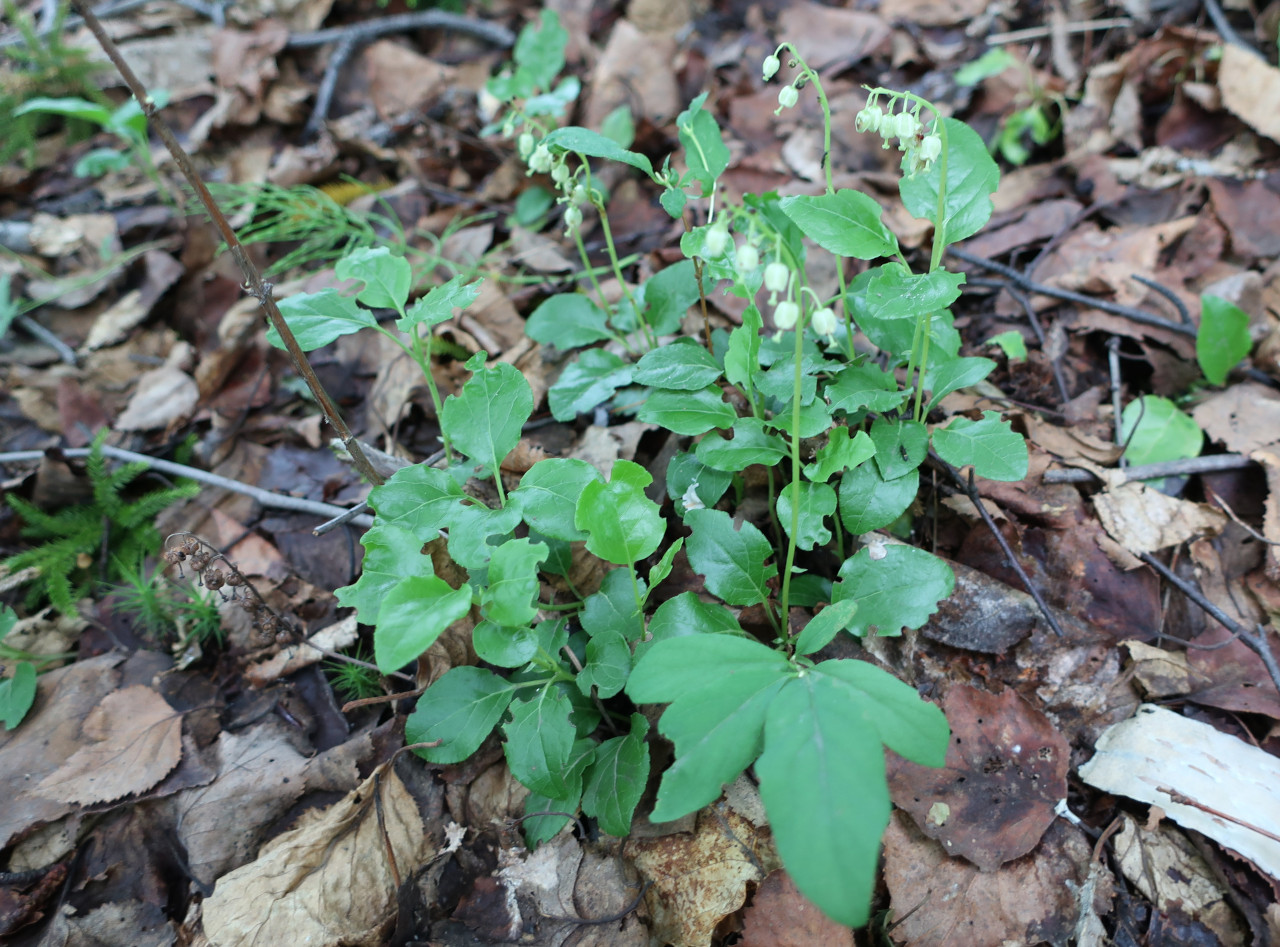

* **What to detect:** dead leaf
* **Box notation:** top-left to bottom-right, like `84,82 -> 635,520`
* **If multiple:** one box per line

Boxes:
242,615 -> 359,687
776,2 -> 891,67
361,40 -> 455,121
36,684 -> 183,805
1255,446 -> 1280,580
740,870 -> 853,947
115,343 -> 200,432
1092,479 -> 1226,555
585,18 -> 680,129
1192,382 -> 1280,453
200,760 -> 427,947
1122,640 -> 1194,698
1219,43 -> 1280,143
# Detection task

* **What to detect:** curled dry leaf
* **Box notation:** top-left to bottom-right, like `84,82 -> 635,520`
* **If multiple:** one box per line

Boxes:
1091,480 -> 1226,556
36,684 -> 183,805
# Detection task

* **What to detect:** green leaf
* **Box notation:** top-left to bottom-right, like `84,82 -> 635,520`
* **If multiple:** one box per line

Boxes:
513,458 -> 602,542
441,360 -> 533,477
684,508 -> 776,606
1197,294 -> 1252,386
369,463 -> 468,541
580,567 -> 644,643
660,187 -> 688,218
627,635 -> 793,821
641,259 -> 702,336
582,713 -> 650,837
826,363 -> 909,414
472,620 -> 538,668
865,264 -> 965,321
931,411 -> 1028,481
575,460 -> 664,565
986,330 -> 1027,361
642,592 -> 743,663
482,537 -> 548,627
335,522 -> 433,623
768,398 -> 835,439
511,9 -> 567,94
676,92 -> 730,197
525,294 -> 614,350
638,385 -> 736,435
794,600 -> 859,656
849,270 -> 961,367
776,481 -> 837,551
900,117 -> 1000,246
74,148 -> 129,178
505,687 -> 580,798
803,427 -> 877,483
779,190 -> 897,260
400,276 -> 482,332
755,674 -> 891,928
648,537 -> 683,594
15,96 -> 112,126
548,349 -> 633,420
335,246 -> 411,313
694,417 -> 788,471
523,782 -> 583,848
525,76 -> 580,118
954,48 -> 1018,86
924,356 -> 996,412
0,660 -> 37,730
1120,395 -> 1203,468
724,304 -> 763,393
578,628 -> 631,698
601,104 -> 636,148
838,463 -> 918,534
374,575 -> 473,672
407,666 -> 513,764
633,340 -> 722,391
813,659 -> 949,766
444,501 -> 523,573
754,356 -> 818,405
542,126 -> 655,177
832,545 -> 954,637
666,451 -> 733,513
870,418 -> 929,481
266,289 -> 377,351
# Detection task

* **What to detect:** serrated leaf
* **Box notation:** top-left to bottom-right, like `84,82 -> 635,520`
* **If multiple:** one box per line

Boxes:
641,259 -> 701,335
756,674 -> 892,928
374,575 -> 473,672
442,360 -> 533,477
870,418 -> 928,480
525,294 -> 613,350
676,92 -> 730,197
794,600 -> 859,656
899,116 -> 1000,246
924,356 -> 996,412
266,289 -> 377,351
684,507 -> 776,606
838,463 -> 918,534
832,545 -> 954,637
803,427 -> 877,482
542,126 -> 655,177
865,265 -> 965,322
1120,395 -> 1203,468
931,411 -> 1028,481
826,362 -> 909,414
368,463 -> 468,541
504,687 -> 579,798
472,620 -> 538,668
1197,294 -> 1252,386
578,628 -> 631,698
627,635 -> 793,821
694,417 -> 788,471
575,460 -> 664,565
0,661 -> 36,730
768,397 -> 835,439
638,385 -> 736,435
666,451 -> 733,513
779,190 -> 897,260
548,349 -> 633,420
334,246 -> 411,312
400,276 -> 481,332
776,481 -> 837,551
513,458 -> 601,542
407,666 -> 514,764
444,501 -> 523,573
580,567 -> 644,643
482,538 -> 548,627
335,522 -> 433,623
633,339 -> 722,390
582,714 -> 650,837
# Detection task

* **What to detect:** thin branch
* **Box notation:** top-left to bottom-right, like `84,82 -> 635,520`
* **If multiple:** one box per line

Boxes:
0,446 -> 373,526
69,0 -> 385,489
14,314 -> 78,365
1043,453 -> 1255,483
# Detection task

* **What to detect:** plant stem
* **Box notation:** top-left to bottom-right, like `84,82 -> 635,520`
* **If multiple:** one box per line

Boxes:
409,331 -> 454,462
595,197 -> 655,350
778,300 -> 805,632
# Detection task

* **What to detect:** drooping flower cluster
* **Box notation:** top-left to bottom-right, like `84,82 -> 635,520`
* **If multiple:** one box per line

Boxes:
854,94 -> 942,177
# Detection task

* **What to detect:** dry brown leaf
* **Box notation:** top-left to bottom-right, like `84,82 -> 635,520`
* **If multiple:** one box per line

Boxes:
1219,43 -> 1280,143
625,808 -> 777,947
242,615 -> 359,687
201,761 -> 427,947
1192,382 -> 1280,453
211,22 -> 288,126
585,18 -> 680,128
1254,446 -> 1280,580
1092,480 -> 1226,555
362,40 -> 455,121
740,870 -> 854,947
35,684 -> 182,805
1121,640 -> 1194,699
776,2 -> 891,66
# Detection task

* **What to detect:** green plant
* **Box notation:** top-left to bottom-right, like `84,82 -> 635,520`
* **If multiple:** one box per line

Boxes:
0,605 -> 38,729
112,554 -> 223,648
1195,294 -> 1251,386
1,432 -> 199,614
273,17 -> 1028,927
955,48 -> 1063,166
14,88 -> 169,178
325,646 -> 384,702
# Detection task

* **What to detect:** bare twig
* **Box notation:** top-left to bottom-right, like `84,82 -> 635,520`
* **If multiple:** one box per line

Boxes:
14,314 -> 78,365
69,0 -> 385,489
1138,550 -> 1280,694
286,9 -> 514,50
987,17 -> 1133,44
1131,274 -> 1191,326
0,446 -> 374,526
1043,453 -> 1255,483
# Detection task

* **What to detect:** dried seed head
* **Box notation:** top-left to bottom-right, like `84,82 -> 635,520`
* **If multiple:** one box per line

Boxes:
203,568 -> 225,591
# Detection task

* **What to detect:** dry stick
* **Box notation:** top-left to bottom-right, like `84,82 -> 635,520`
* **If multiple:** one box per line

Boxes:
1137,550 -> 1280,694
69,0 -> 385,489
0,446 -> 375,526
1042,453 -> 1255,483
14,313 -> 78,365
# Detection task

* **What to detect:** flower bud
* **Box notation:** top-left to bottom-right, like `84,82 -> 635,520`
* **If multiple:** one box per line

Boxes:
854,105 -> 882,134
763,261 -> 790,293
811,306 -> 837,337
777,85 -> 799,109
895,111 -> 920,140
571,183 -> 589,205
735,242 -> 759,272
517,132 -> 534,159
774,300 -> 799,330
563,204 -> 583,234
762,54 -> 781,81
528,144 -> 553,174
551,164 -> 570,184
919,133 -> 942,163
703,225 -> 729,257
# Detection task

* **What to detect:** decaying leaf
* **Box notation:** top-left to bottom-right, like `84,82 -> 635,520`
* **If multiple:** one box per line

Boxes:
1092,479 -> 1226,556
